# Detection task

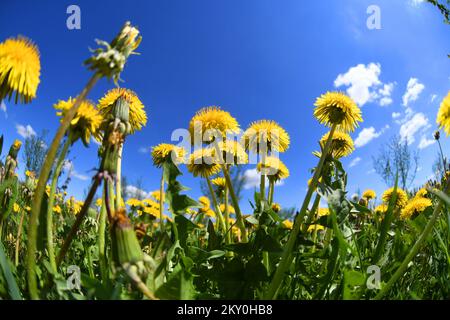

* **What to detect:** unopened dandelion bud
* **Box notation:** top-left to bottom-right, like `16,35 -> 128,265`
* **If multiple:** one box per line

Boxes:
111,208 -> 144,267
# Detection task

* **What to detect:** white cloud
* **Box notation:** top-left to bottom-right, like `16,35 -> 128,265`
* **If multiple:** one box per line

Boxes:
16,124 -> 36,138
410,0 -> 424,6
402,78 -> 425,107
392,112 -> 401,119
399,112 -> 429,144
354,125 -> 389,148
242,168 -> 284,190
334,63 -> 394,107
349,157 -> 361,168
125,185 -> 151,199
138,147 -> 150,154
430,94 -> 438,103
62,160 -> 89,181
418,136 -> 436,149
1,101 -> 7,118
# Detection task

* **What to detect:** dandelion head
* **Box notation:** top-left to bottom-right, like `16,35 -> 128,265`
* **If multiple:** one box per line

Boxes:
320,130 -> 354,158
307,224 -> 325,233
0,36 -> 41,104
271,203 -> 281,213
382,187 -> 409,208
219,203 -> 235,214
151,143 -> 186,167
437,91 -> 450,136
242,120 -> 290,153
187,148 -> 221,178
362,189 -> 376,201
400,197 -> 432,220
211,139 -> 248,165
314,91 -> 362,132
257,156 -> 289,182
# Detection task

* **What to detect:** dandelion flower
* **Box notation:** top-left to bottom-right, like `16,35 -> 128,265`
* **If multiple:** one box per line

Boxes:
241,120 -> 290,153
98,88 -> 147,133
151,143 -> 186,167
375,204 -> 388,214
126,198 -> 142,208
307,224 -> 325,233
53,205 -> 62,214
13,203 -> 20,213
382,187 -> 409,208
257,156 -> 289,182
187,148 -> 221,178
400,197 -> 432,220
151,190 -> 164,202
320,130 -> 354,158
362,189 -> 376,200
210,139 -> 248,165
282,219 -> 293,229
211,177 -> 227,189
198,196 -> 211,211
54,98 -> 102,146
314,91 -> 362,132
318,208 -> 330,217
271,203 -> 281,213
437,91 -> 450,136
414,188 -> 427,199
219,204 -> 235,214
189,106 -> 240,143
0,36 -> 41,104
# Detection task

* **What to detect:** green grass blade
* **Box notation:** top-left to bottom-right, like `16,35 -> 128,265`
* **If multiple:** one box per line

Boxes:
0,240 -> 23,300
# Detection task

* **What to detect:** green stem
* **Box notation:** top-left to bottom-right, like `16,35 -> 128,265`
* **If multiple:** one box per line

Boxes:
304,193 -> 321,233
115,144 -> 123,209
206,178 -> 226,233
27,73 -> 101,299
268,180 -> 274,206
260,174 -> 266,210
374,179 -> 450,300
159,172 -> 165,232
98,188 -> 108,283
264,124 -> 337,299
46,137 -> 71,274
222,165 -> 248,242
15,209 -> 25,267
224,186 -> 232,245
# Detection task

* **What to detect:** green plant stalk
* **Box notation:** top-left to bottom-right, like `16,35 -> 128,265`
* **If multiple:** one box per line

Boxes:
374,179 -> 450,300
115,144 -> 124,210
206,178 -> 226,233
159,172 -> 165,232
27,73 -> 101,299
224,186 -> 232,245
56,177 -> 101,266
265,124 -> 337,300
260,174 -> 266,210
268,180 -> 274,205
98,188 -> 108,283
14,209 -> 25,267
46,137 -> 71,274
221,165 -> 248,242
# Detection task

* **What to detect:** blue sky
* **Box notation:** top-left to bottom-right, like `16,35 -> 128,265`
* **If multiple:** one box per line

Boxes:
0,0 -> 449,212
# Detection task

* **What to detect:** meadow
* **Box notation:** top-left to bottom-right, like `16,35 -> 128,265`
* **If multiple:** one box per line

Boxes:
0,21 -> 450,300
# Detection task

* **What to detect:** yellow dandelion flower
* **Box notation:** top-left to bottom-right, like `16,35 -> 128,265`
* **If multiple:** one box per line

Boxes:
24,206 -> 31,212
318,208 -> 330,217
257,156 -> 289,182
189,106 -> 240,143
382,187 -> 409,208
151,143 -> 186,167
320,130 -> 354,158
400,197 -> 432,220
198,196 -> 211,210
307,224 -> 325,233
282,219 -> 293,229
13,203 -> 20,213
53,205 -> 62,214
211,177 -> 227,190
271,203 -> 281,213
204,209 -> 216,217
187,148 -> 221,178
13,139 -> 22,149
241,120 -> 290,153
362,189 -> 376,200
0,36 -> 41,104
375,204 -> 388,214
210,139 -> 248,165
142,198 -> 159,208
98,88 -> 147,133
314,91 -> 362,132
151,190 -> 164,202
219,204 -> 235,214
415,188 -> 427,199
143,206 -> 159,218
95,198 -> 103,207
54,98 -> 102,146
126,198 -> 142,208
437,91 -> 450,136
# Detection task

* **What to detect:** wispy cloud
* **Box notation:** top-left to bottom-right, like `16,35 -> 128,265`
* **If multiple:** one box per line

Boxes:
242,168 -> 284,190
1,100 -> 7,118
138,147 -> 150,154
62,160 -> 89,181
354,125 -> 389,148
418,136 -> 436,149
334,63 -> 394,107
125,185 -> 151,199
402,78 -> 425,107
349,157 -> 361,168
16,124 -> 36,138
399,112 -> 429,144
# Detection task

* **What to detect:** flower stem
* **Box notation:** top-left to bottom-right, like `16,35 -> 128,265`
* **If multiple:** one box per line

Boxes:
268,180 -> 274,205
115,144 -> 124,209
26,73 -> 101,299
98,188 -> 108,283
14,209 -> 25,267
374,179 -> 450,300
221,165 -> 248,242
159,172 -> 165,232
264,124 -> 337,299
206,178 -> 226,233
46,137 -> 71,274
224,186 -> 232,245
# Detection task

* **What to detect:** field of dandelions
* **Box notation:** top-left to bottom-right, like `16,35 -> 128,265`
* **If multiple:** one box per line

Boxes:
1,22 -> 450,300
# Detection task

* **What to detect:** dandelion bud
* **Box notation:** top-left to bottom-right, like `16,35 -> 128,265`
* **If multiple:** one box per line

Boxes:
434,130 -> 440,140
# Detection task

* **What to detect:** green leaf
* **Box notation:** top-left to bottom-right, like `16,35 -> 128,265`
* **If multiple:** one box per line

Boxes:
155,264 -> 197,300
343,269 -> 365,300
0,241 -> 22,300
